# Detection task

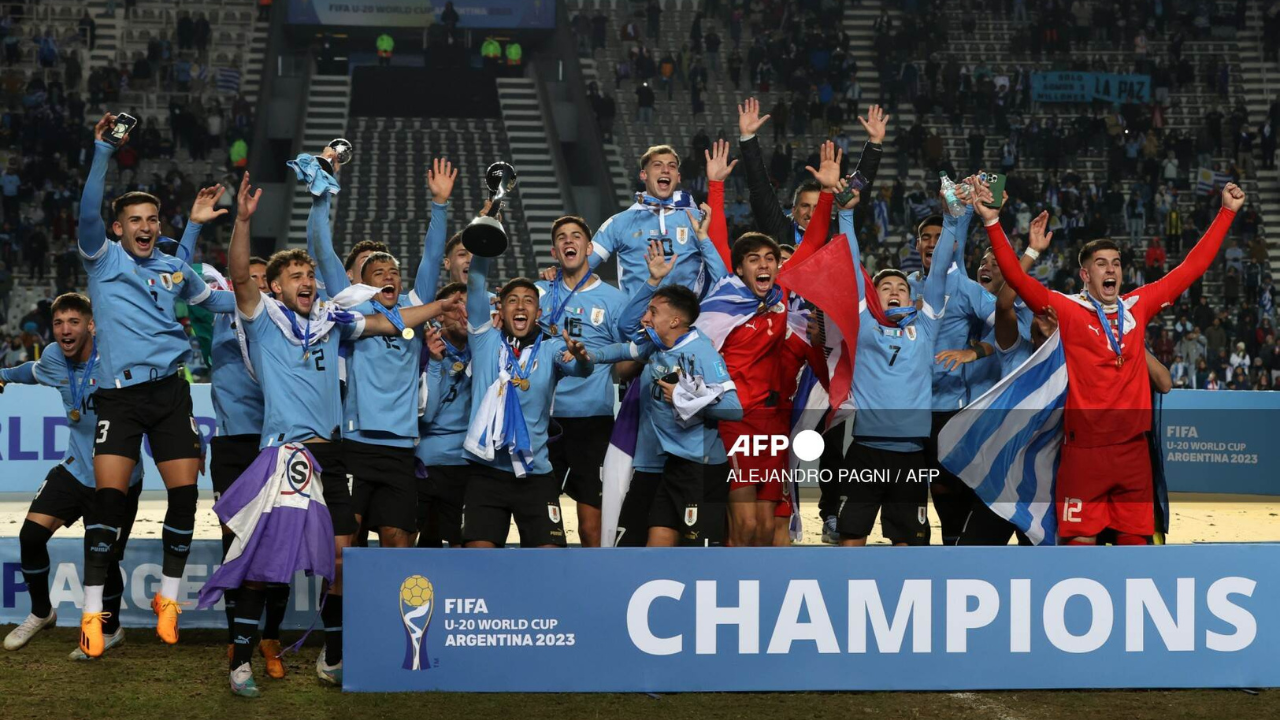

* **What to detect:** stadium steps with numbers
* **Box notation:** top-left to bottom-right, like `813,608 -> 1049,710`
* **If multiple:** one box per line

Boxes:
288,74 -> 353,246
1240,1 -> 1280,278
496,77 -> 567,261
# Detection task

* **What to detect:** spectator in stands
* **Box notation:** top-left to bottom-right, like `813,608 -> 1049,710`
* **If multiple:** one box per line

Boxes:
1170,354 -> 1189,388
177,11 -> 194,52
657,51 -> 675,100
22,226 -> 45,281
646,0 -> 661,41
591,12 -> 607,52
0,259 -> 9,317
635,81 -> 655,125
0,161 -> 18,222
194,12 -> 211,61
79,11 -> 96,50
1229,342 -> 1251,383
1261,116 -> 1276,170
727,49 -> 742,90
1,331 -> 25,365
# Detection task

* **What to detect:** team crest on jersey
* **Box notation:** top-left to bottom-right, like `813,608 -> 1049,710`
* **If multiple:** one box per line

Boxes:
633,230 -> 643,238
158,273 -> 174,291
590,307 -> 605,325
547,503 -> 562,524
684,504 -> 698,527
905,326 -> 917,341
676,227 -> 690,245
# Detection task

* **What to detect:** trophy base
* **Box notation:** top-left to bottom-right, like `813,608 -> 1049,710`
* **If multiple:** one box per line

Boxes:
461,217 -> 508,258
316,156 -> 335,176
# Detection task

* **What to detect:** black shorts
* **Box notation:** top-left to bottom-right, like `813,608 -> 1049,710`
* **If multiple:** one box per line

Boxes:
461,463 -> 566,548
699,462 -> 730,547
615,470 -> 659,547
210,434 -> 261,499
548,415 -> 613,508
347,440 -> 418,534
836,442 -> 931,545
926,410 -> 971,541
30,465 -> 143,543
421,464 -> 468,547
302,441 -> 358,537
92,372 -> 203,463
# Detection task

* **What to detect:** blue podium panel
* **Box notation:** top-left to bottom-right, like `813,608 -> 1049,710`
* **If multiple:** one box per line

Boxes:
344,545 -> 1280,692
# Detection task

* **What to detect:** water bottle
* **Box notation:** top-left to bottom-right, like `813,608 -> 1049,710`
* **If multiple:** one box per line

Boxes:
939,172 -> 965,217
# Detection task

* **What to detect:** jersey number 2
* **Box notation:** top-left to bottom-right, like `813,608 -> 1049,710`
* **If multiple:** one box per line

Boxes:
312,349 -> 326,372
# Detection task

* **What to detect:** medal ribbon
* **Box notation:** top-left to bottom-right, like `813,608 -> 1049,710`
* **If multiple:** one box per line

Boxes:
1087,295 -> 1125,364
442,335 -> 471,370
283,307 -> 313,359
67,341 -> 98,417
372,299 -> 408,336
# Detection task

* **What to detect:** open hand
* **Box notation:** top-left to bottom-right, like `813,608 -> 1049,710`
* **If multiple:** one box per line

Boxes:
737,97 -> 771,137
1028,210 -> 1053,252
705,139 -> 739,182
805,141 -> 844,190
428,158 -> 459,205
857,104 -> 890,144
190,185 -> 229,224
646,239 -> 676,283
935,348 -> 978,371
236,172 -> 263,220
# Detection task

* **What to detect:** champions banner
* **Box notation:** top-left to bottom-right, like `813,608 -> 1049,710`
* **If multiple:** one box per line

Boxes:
1031,72 -> 1151,103
344,546 -> 1278,691
0,538 -> 323,629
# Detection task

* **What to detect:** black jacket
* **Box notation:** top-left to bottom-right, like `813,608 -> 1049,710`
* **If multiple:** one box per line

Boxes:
738,135 -> 881,247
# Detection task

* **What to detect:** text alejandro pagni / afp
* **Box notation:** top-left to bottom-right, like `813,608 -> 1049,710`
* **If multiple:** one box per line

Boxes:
626,577 -> 1257,655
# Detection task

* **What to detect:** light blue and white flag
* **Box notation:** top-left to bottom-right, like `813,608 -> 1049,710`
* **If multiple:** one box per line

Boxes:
696,274 -> 784,351
937,331 -> 1067,545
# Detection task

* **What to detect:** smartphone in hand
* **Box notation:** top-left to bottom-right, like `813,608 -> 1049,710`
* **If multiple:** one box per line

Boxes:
104,113 -> 138,147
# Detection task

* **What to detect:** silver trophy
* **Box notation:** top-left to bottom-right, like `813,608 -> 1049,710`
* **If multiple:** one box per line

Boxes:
461,162 -> 518,257
316,138 -> 354,176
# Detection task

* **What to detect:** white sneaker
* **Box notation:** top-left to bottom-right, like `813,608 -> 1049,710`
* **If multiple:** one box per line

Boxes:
4,611 -> 56,650
316,647 -> 343,686
68,626 -> 125,660
230,662 -> 261,698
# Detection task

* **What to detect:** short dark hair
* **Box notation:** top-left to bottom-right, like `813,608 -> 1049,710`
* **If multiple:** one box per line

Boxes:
344,240 -> 389,271
498,277 -> 540,302
551,215 -> 592,242
265,248 -> 316,285
51,292 -> 92,318
1078,238 -> 1120,267
916,215 -> 944,238
873,268 -> 910,287
445,231 -> 466,259
249,256 -> 268,267
778,243 -> 796,256
731,232 -> 780,272
791,180 -> 823,207
111,191 -> 161,219
652,285 -> 700,325
435,281 -> 467,301
359,251 -> 400,281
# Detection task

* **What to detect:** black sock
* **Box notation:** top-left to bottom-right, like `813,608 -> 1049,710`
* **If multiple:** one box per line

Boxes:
262,583 -> 290,641
19,520 -> 53,618
220,534 -> 238,644
322,594 -> 343,665
103,562 -> 124,635
231,586 -> 266,671
161,485 -> 198,579
84,488 -> 128,587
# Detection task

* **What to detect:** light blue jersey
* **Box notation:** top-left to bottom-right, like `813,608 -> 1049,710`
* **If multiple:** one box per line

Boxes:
840,208 -> 954,452
210,314 -> 264,437
536,275 -> 627,418
417,344 -> 472,467
465,257 -> 594,475
343,297 -> 423,448
637,331 -> 741,465
1,350 -> 143,488
972,299 -> 1034,395
591,201 -> 717,299
239,295 -> 364,449
78,141 -> 216,387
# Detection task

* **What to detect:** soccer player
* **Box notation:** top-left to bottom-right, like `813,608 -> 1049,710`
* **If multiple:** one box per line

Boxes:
835,183 -> 960,546
977,180 -> 1244,545
443,233 -> 471,286
700,139 -> 836,546
461,247 -> 596,548
737,97 -> 887,247
538,215 -> 627,547
0,294 -> 143,658
76,114 -> 226,656
226,175 -> 462,694
417,283 -> 472,548
307,157 -> 458,549
591,145 -> 719,298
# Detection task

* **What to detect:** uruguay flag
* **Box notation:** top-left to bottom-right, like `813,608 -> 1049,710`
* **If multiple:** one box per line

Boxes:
601,381 -> 642,548
937,332 -> 1068,545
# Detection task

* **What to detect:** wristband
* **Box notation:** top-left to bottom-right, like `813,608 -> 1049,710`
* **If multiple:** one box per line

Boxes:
1023,247 -> 1041,261
740,133 -> 755,142
983,216 -> 1001,227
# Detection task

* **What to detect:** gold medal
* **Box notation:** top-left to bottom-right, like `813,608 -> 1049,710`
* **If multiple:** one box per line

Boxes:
452,361 -> 466,373
69,409 -> 81,423
401,327 -> 415,340
1115,355 -> 1124,369
171,271 -> 183,284
516,377 -> 530,391
550,323 -> 559,336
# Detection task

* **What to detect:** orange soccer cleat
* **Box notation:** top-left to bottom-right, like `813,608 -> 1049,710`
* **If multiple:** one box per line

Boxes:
259,639 -> 287,679
79,612 -> 111,658
151,594 -> 182,645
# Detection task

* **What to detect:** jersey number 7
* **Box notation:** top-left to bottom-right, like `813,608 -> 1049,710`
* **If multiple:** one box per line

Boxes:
888,345 -> 901,366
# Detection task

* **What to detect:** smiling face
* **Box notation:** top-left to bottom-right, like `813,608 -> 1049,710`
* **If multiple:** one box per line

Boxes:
112,201 -> 161,258
792,190 -> 821,231
876,275 -> 911,310
1080,248 -> 1122,304
271,261 -> 318,315
52,309 -> 93,360
978,250 -> 1004,293
551,221 -> 592,275
362,258 -> 402,308
735,246 -> 779,299
640,152 -> 681,200
640,296 -> 686,340
916,222 -> 942,272
500,286 -> 542,339
444,243 -> 472,285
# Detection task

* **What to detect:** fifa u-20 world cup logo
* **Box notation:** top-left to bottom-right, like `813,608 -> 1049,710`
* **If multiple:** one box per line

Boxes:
400,575 -> 434,670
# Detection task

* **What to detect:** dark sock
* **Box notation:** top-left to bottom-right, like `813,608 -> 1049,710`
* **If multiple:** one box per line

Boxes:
322,594 -> 343,664
161,485 -> 198,578
262,583 -> 290,641
103,562 -> 124,634
231,586 -> 266,671
220,533 -> 238,644
19,520 -> 53,618
84,488 -> 128,587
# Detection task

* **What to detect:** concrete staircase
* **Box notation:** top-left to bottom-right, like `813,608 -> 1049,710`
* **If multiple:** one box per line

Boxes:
242,24 -> 269,106
842,0 -> 918,185
496,77 -> 566,260
287,74 -> 352,246
1240,1 -> 1280,277
578,58 -> 634,210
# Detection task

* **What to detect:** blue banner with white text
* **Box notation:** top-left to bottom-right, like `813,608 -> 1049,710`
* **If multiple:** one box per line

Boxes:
1031,72 -> 1151,103
344,546 -> 1279,692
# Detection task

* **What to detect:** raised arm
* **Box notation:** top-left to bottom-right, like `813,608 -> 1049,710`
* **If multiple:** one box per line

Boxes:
78,114 -> 121,259
686,203 -> 728,282
1140,184 -> 1243,311
230,174 -> 264,316
923,206 -> 960,314
852,104 -> 889,188
0,361 -> 38,386
413,159 -> 457,303
705,139 -> 739,269
466,255 -> 494,332
307,193 -> 348,294
182,184 -> 229,264
973,183 -> 1054,314
781,142 -> 840,278
737,98 -> 792,245
365,296 -> 464,337
996,211 -> 1051,350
